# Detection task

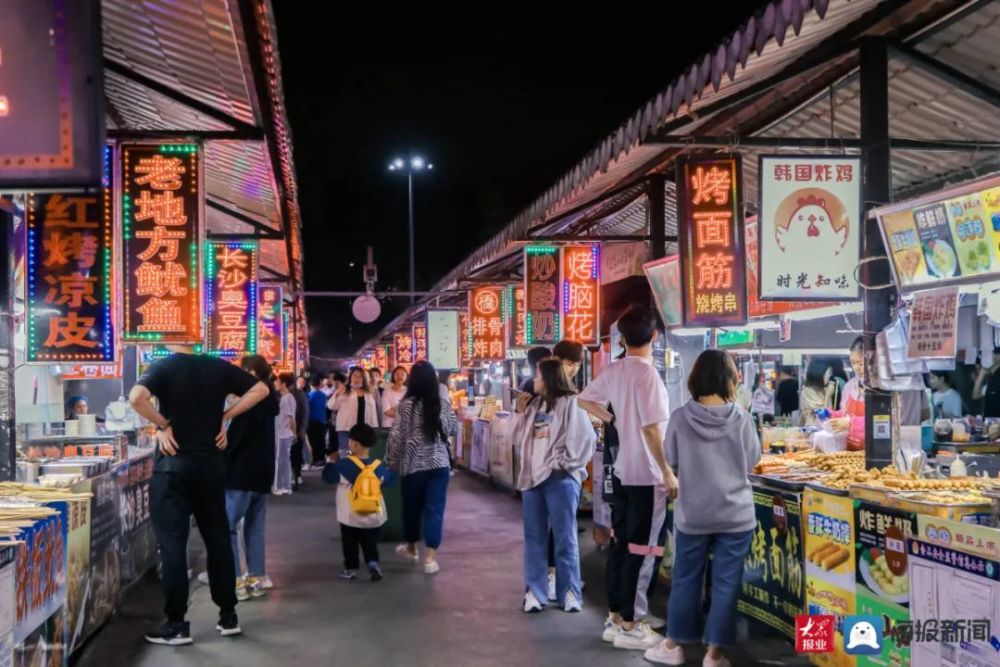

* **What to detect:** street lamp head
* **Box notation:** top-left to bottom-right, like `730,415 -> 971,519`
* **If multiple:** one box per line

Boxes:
411,156 -> 425,170
427,163 -> 434,170
393,157 -> 405,169
388,164 -> 396,171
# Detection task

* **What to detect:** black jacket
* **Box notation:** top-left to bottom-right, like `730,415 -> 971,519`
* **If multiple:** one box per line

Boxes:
225,389 -> 280,493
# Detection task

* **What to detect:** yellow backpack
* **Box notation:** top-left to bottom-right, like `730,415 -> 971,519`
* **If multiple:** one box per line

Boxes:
347,456 -> 383,514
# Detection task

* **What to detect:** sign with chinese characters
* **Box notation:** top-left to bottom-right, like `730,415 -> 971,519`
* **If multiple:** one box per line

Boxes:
460,311 -> 471,366
372,344 -> 387,373
427,310 -> 460,370
906,286 -> 958,359
395,330 -> 415,370
257,284 -> 284,363
601,242 -> 646,284
412,320 -> 428,362
469,285 -> 506,362
745,217 -> 834,318
26,148 -> 114,361
0,0 -> 104,188
561,245 -> 600,346
14,503 -> 68,642
877,175 -> 1000,291
504,284 -> 527,350
643,255 -> 683,328
738,487 -> 804,639
122,143 -> 202,343
759,156 -> 861,301
62,359 -> 123,380
206,241 -> 258,357
676,156 -> 747,326
524,246 -> 560,345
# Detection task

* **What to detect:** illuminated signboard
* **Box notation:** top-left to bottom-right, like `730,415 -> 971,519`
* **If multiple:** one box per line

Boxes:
469,285 -> 506,362
413,320 -> 428,362
459,311 -> 471,366
122,143 -> 202,343
0,0 -> 104,188
206,241 -> 258,357
26,145 -> 114,362
257,284 -> 284,363
745,218 -> 833,317
427,310 -> 460,370
372,344 -> 387,373
395,330 -> 414,370
524,246 -> 560,345
676,155 -> 747,327
505,284 -> 527,350
561,245 -> 600,346
758,155 -> 861,301
63,359 -> 123,380
275,307 -> 294,372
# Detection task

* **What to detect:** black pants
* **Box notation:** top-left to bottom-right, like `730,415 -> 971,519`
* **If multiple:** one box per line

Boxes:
340,524 -> 380,570
291,437 -> 304,480
606,480 -> 667,623
150,463 -> 236,622
308,421 -> 327,464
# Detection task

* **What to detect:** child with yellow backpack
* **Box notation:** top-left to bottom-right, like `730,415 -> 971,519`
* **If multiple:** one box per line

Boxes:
322,423 -> 395,581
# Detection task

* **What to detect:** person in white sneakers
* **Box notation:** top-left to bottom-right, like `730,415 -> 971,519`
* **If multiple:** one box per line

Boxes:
513,359 -> 596,613
644,349 -> 760,667
579,305 -> 677,651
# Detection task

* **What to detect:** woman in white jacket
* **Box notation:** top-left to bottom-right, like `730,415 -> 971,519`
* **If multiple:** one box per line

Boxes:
327,367 -> 380,456
513,359 -> 596,614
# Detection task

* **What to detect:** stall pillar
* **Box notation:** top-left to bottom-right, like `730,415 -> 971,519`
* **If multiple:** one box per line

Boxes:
0,204 -> 13,480
647,174 -> 666,261
860,38 -> 894,468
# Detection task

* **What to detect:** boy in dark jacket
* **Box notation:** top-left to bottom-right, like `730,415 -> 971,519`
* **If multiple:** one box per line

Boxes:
323,424 -> 394,581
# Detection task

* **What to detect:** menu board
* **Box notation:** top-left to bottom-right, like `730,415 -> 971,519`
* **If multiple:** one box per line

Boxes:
737,487 -> 805,639
560,245 -> 600,346
906,286 -> 959,359
427,310 -> 460,370
878,176 -> 1000,290
524,246 -> 561,345
206,242 -> 258,357
676,155 -> 747,326
469,286 -> 506,362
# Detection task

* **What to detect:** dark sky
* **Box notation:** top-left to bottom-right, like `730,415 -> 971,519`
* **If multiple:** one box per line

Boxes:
273,16 -> 768,363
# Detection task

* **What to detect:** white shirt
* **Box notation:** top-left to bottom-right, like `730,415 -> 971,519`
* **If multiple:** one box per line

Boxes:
277,393 -> 297,440
328,391 -> 380,432
381,385 -> 406,429
579,355 -> 670,486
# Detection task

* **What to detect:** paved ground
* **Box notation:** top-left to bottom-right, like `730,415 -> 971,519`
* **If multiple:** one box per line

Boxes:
72,470 -> 808,666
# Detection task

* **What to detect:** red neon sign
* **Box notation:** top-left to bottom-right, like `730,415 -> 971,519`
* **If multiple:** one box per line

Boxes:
560,245 -> 600,346
524,247 -> 560,345
395,331 -> 414,370
413,321 -> 428,362
469,286 -> 506,362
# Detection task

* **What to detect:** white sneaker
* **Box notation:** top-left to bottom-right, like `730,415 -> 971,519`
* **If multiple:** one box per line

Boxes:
702,655 -> 731,667
424,560 -> 440,575
613,622 -> 661,650
644,613 -> 666,630
563,590 -> 582,613
602,614 -> 621,643
395,544 -> 419,562
645,640 -> 686,665
547,573 -> 557,601
523,590 -> 544,613
197,572 -> 209,586
258,575 -> 273,590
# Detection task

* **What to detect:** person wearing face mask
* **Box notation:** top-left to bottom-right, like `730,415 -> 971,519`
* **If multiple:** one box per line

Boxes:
328,367 -> 380,458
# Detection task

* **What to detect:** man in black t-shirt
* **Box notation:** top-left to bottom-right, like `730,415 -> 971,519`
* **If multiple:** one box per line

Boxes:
129,351 -> 268,646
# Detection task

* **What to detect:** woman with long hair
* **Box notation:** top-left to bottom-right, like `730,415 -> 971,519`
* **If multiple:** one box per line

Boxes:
799,358 -> 835,425
513,359 -> 595,613
381,366 -> 408,429
328,366 -> 379,457
644,350 -> 760,667
224,355 -> 280,598
386,360 -> 458,574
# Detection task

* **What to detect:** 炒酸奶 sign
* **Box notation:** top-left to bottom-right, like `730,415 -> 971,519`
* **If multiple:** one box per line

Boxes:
122,143 -> 203,343
561,245 -> 600,346
469,285 -> 506,362
26,146 -> 114,362
676,156 -> 747,326
524,246 -> 560,345
758,156 -> 862,301
206,241 -> 258,357
257,284 -> 284,363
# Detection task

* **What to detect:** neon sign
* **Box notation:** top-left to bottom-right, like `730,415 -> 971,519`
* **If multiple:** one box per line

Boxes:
560,245 -> 600,346
505,284 -> 526,350
26,145 -> 114,361
122,143 -> 202,343
413,320 -> 428,362
395,331 -> 414,370
469,285 -> 505,362
524,246 -> 561,345
257,284 -> 284,363
459,311 -> 471,366
677,155 -> 747,327
372,344 -> 387,373
206,241 -> 258,357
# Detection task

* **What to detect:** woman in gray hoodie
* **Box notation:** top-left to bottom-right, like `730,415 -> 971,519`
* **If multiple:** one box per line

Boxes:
513,359 -> 596,614
644,349 -> 761,667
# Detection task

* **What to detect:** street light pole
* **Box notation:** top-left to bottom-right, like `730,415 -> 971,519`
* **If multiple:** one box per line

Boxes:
389,155 -> 432,305
408,170 -> 415,304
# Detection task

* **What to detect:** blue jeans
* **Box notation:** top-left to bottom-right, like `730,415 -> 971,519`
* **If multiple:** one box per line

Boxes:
401,467 -> 450,549
522,472 -> 581,605
275,437 -> 294,491
336,431 -> 350,457
225,490 -> 268,577
667,529 -> 753,647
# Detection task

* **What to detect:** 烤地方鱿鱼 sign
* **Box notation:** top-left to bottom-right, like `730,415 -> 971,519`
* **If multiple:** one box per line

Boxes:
26,145 -> 115,361
469,285 -> 506,361
206,241 -> 258,357
122,143 -> 202,343
677,155 -> 747,327
561,245 -> 599,346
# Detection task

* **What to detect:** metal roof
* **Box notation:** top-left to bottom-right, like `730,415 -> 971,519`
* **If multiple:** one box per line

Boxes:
101,0 -> 307,357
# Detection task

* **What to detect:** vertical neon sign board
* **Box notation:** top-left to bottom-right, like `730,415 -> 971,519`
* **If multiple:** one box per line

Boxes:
206,241 -> 258,357
505,284 -> 527,351
560,244 -> 600,346
524,246 -> 560,345
469,285 -> 506,362
395,331 -> 414,370
412,320 -> 428,362
122,143 -> 202,342
372,344 -> 387,373
459,311 -> 471,366
26,145 -> 114,361
257,284 -> 284,363
676,155 -> 747,327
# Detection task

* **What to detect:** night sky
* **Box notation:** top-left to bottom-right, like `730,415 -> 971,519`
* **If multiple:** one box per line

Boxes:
273,15 -> 769,364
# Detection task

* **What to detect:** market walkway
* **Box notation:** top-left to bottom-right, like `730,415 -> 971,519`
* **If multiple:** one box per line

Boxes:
73,472 -> 807,667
